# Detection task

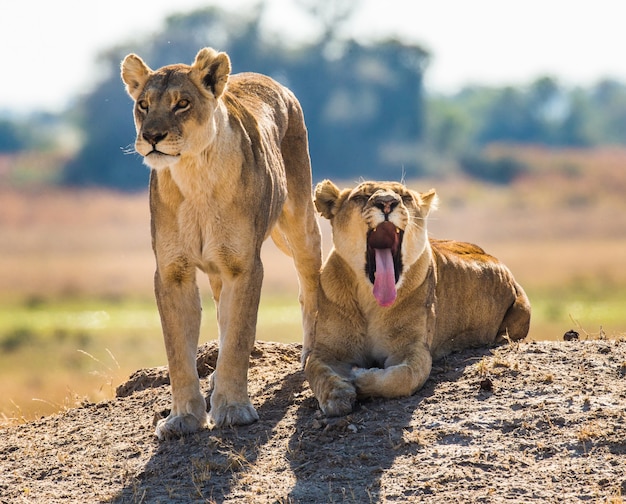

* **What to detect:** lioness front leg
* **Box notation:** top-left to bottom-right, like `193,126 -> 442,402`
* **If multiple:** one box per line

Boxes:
154,265 -> 208,440
353,343 -> 433,399
305,353 -> 356,417
207,260 -> 263,428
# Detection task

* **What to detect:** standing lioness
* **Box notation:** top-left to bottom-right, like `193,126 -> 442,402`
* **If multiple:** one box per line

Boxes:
121,48 -> 321,438
305,180 -> 530,417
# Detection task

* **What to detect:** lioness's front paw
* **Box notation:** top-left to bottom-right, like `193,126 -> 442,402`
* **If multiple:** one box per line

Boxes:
318,381 -> 356,417
208,402 -> 259,428
155,412 -> 208,440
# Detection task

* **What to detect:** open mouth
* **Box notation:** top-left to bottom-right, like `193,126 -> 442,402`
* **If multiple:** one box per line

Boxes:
366,221 -> 403,307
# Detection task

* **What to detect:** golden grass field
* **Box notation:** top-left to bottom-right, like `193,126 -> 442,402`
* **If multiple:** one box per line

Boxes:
1,146 -> 625,423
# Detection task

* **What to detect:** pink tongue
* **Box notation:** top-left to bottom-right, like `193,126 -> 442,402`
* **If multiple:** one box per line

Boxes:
373,248 -> 397,307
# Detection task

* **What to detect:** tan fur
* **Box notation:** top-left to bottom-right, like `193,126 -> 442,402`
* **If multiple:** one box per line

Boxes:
121,48 -> 322,438
305,180 -> 530,417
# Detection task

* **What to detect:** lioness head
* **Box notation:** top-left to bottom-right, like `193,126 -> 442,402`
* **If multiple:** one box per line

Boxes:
315,180 -> 438,307
121,47 -> 231,170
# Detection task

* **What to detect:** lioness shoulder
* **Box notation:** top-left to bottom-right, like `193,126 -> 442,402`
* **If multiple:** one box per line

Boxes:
305,179 -> 530,417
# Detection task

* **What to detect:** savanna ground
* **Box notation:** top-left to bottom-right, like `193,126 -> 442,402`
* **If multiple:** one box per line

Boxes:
1,338 -> 626,503
0,147 -> 625,502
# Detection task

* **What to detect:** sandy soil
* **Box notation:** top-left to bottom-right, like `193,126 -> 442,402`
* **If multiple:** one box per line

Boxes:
1,338 -> 625,503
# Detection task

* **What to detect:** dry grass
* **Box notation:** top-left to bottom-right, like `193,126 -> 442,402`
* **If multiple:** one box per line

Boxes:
0,188 -> 153,300
3,146 -> 626,299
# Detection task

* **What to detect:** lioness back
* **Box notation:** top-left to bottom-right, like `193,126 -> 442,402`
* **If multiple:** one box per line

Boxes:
222,72 -> 292,143
429,239 -> 531,359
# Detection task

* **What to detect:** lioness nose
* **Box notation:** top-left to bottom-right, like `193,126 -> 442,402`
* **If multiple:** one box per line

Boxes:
371,193 -> 400,215
143,131 -> 167,146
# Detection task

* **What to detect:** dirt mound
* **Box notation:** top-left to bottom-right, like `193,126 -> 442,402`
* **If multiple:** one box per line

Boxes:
1,339 -> 625,503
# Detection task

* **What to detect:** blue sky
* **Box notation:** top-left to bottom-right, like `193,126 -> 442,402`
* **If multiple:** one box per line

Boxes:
2,0 -> 625,113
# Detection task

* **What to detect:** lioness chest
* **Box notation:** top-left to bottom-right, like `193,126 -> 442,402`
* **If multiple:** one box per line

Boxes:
154,166 -> 284,276
356,288 -> 432,366
182,198 -> 278,274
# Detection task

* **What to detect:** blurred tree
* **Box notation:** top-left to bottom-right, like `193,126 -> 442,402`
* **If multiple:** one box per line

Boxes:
0,114 -> 60,154
289,39 -> 428,180
559,89 -> 593,146
459,153 -> 529,184
590,79 -> 626,144
427,98 -> 471,154
427,76 -> 605,157
477,86 -> 539,144
0,119 -> 27,152
527,76 -> 562,143
4,1 -> 626,190
61,5 -> 429,189
296,0 -> 361,48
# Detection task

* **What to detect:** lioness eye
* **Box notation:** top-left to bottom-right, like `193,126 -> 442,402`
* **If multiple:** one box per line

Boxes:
137,100 -> 148,111
175,99 -> 190,111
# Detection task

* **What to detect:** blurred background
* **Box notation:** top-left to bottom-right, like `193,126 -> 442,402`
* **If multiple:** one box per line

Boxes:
1,0 -> 625,422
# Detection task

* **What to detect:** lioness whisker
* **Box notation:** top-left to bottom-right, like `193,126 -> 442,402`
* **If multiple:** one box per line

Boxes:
120,144 -> 138,156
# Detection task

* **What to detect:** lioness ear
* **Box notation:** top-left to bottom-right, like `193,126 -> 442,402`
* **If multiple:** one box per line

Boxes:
418,188 -> 439,216
191,47 -> 231,98
314,180 -> 342,219
121,54 -> 153,101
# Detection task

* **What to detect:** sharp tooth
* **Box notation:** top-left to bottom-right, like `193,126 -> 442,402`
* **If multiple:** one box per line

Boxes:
395,227 -> 400,234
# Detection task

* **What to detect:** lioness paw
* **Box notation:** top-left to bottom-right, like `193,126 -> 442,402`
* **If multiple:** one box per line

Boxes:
318,382 -> 357,417
208,403 -> 259,428
155,412 -> 208,440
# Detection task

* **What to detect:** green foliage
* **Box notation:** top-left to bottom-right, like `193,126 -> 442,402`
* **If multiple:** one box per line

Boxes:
427,77 -> 626,156
529,283 -> 626,336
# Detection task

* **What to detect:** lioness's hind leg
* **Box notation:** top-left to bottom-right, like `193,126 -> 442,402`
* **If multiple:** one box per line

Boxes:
497,283 -> 531,342
272,205 -> 321,359
278,110 -> 322,361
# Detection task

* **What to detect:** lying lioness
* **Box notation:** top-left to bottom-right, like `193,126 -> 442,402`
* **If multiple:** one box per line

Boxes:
121,48 -> 322,438
305,180 -> 531,417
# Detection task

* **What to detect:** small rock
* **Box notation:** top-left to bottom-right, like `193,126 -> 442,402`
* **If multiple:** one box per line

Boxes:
563,330 -> 579,341
479,377 -> 494,392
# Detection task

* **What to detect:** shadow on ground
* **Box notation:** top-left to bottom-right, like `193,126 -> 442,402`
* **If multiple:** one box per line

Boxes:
109,341 -> 487,503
